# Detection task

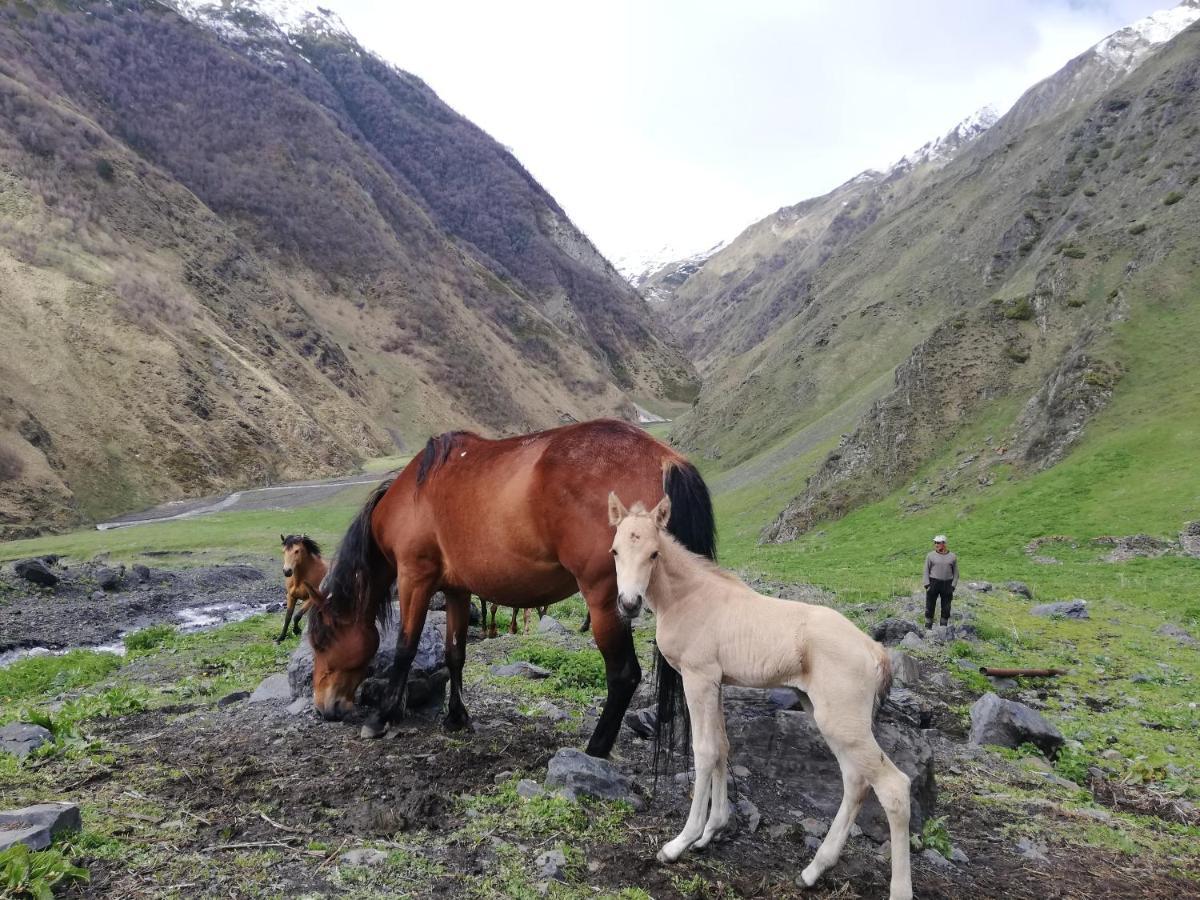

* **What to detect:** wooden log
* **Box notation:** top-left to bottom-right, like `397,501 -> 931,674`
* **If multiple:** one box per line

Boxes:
979,666 -> 1067,677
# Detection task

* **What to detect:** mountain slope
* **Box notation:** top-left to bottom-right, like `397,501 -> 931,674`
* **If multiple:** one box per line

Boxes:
0,0 -> 695,537
668,11 -> 1200,541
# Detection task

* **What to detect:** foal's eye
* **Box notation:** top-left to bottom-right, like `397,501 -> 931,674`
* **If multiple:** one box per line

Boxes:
611,549 -> 618,557
650,551 -> 659,560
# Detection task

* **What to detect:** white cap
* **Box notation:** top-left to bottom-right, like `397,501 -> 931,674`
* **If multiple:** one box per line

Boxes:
933,534 -> 947,543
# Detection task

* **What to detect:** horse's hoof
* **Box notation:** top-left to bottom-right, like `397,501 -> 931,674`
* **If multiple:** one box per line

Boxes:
443,714 -> 473,733
360,715 -> 387,739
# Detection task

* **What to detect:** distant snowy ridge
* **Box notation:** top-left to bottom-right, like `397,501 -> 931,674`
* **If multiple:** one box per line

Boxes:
170,0 -> 354,46
618,240 -> 725,288
1093,0 -> 1200,72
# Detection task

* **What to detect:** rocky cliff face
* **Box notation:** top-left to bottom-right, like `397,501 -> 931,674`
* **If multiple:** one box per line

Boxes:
0,0 -> 695,535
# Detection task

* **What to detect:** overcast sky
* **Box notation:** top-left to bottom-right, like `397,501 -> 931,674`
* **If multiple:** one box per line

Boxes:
322,0 -> 1171,267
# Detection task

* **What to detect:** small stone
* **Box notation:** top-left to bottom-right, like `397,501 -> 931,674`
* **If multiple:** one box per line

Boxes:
340,848 -> 389,867
216,690 -> 250,708
537,616 -> 570,636
1130,673 -> 1152,684
966,581 -> 993,592
13,558 -> 58,587
1030,600 -> 1089,620
1016,836 -> 1048,861
249,673 -> 292,703
1100,749 -> 1122,761
1156,623 -> 1200,648
768,687 -> 806,710
921,848 -> 953,868
950,847 -> 969,864
494,770 -> 514,784
96,565 -> 125,591
766,824 -> 792,839
0,723 -> 53,759
516,779 -> 545,799
899,632 -> 927,651
490,661 -> 552,679
888,650 -> 921,686
969,692 -> 1063,757
533,701 -> 570,722
801,817 -> 828,837
731,765 -> 750,778
737,798 -> 761,833
132,564 -> 151,583
286,697 -> 312,716
956,658 -> 978,672
870,618 -> 923,646
1005,581 -> 1033,599
534,848 -> 567,881
0,803 -> 81,852
624,706 -> 657,738
1073,807 -> 1111,822
90,591 -> 106,601
546,748 -> 640,808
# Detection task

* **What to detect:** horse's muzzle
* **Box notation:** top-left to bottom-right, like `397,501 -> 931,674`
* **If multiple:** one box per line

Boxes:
316,697 -> 351,721
618,594 -> 643,618
282,567 -> 293,578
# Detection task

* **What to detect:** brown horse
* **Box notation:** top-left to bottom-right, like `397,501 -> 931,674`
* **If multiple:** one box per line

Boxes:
307,419 -> 716,758
484,601 -> 548,638
277,534 -> 327,643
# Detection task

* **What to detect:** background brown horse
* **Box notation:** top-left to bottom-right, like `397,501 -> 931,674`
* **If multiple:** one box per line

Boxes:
307,418 -> 715,758
278,534 -> 326,643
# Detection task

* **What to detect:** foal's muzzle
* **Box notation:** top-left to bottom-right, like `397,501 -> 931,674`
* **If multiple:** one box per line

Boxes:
618,593 -> 643,618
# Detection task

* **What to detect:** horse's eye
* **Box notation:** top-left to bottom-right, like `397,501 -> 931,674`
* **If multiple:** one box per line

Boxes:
651,551 -> 659,560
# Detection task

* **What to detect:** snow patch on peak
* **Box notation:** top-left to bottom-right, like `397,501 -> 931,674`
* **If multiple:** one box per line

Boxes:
170,0 -> 353,46
1093,1 -> 1200,72
888,104 -> 1000,175
617,241 -> 724,286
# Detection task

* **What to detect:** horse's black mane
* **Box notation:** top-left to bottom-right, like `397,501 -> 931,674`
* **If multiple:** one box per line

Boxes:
416,431 -> 469,487
283,534 -> 321,557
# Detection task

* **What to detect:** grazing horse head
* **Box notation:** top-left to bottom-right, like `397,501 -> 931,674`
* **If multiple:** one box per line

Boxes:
608,492 -> 671,620
281,533 -> 321,578
307,593 -> 379,720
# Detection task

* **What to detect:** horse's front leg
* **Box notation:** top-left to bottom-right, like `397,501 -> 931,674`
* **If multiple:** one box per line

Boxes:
443,589 -> 473,732
292,591 -> 312,635
361,575 -> 435,739
659,669 -> 721,863
275,591 -> 297,643
581,574 -> 641,758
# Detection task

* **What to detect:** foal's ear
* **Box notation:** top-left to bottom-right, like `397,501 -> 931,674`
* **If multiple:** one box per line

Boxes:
652,495 -> 672,530
608,492 -> 629,526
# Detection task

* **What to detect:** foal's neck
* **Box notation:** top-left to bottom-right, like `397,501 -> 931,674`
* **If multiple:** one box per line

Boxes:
647,534 -> 716,620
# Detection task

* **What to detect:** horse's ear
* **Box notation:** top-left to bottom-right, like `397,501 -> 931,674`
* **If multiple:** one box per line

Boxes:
608,492 -> 628,526
653,495 -> 672,530
281,534 -> 287,545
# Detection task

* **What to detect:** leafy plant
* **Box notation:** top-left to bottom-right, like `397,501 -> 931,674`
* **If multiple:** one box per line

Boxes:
0,844 -> 89,899
1163,191 -> 1184,206
911,815 -> 953,858
1054,744 -> 1091,785
124,624 -> 177,654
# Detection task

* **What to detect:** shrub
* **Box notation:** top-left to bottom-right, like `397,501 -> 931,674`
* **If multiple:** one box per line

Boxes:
123,624 -> 177,654
94,158 -> 114,181
1005,345 -> 1030,363
1128,222 -> 1147,235
1163,191 -> 1184,206
1003,297 -> 1035,320
112,271 -> 194,330
1061,246 -> 1087,259
0,844 -> 89,899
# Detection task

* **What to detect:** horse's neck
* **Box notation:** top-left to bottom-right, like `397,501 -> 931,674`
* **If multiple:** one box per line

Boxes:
299,555 -> 324,584
648,536 -> 716,620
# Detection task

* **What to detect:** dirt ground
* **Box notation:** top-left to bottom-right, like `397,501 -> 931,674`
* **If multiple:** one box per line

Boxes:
17,631 -> 1194,899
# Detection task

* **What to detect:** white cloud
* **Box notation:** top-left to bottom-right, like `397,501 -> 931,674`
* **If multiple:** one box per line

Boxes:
322,0 -> 1172,263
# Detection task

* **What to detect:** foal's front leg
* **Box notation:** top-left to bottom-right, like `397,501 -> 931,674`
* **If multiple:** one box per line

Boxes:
693,688 -> 732,849
658,670 -> 722,864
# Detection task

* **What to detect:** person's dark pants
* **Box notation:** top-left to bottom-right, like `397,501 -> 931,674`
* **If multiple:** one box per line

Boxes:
925,579 -> 953,627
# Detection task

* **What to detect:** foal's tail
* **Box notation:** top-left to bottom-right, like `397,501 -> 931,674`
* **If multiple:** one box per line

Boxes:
324,479 -> 396,629
653,459 -> 717,780
874,643 -> 894,717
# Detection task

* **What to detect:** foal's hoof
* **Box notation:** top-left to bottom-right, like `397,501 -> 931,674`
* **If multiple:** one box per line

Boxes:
360,714 -> 388,739
655,849 -> 673,865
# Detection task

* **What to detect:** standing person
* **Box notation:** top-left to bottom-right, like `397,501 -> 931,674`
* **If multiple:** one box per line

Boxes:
923,534 -> 958,629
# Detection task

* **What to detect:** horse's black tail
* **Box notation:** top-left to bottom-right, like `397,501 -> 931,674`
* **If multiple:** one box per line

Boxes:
323,479 -> 396,632
653,460 -> 716,784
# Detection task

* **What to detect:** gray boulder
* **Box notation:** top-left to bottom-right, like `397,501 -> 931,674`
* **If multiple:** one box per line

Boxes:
1004,581 -> 1033,599
1031,600 -> 1089,620
131,564 -> 151,583
249,674 -> 292,703
537,615 -> 570,636
546,748 -> 641,808
1156,623 -> 1199,648
725,709 -> 935,842
965,581 -> 993,592
0,723 -> 53,758
870,618 -> 922,646
490,661 -> 552,679
969,692 -> 1063,757
623,706 -> 657,739
1180,521 -> 1200,558
535,848 -> 567,881
96,565 -> 125,591
888,650 -> 921,686
13,558 -> 58,587
0,803 -> 81,852
769,687 -> 808,711
884,687 -> 932,730
341,848 -> 389,867
899,632 -> 927,651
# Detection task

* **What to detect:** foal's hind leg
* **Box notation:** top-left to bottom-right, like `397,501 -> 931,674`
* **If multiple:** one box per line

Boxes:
658,670 -> 722,863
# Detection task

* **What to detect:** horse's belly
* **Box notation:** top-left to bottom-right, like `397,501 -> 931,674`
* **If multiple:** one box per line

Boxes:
443,559 -> 577,607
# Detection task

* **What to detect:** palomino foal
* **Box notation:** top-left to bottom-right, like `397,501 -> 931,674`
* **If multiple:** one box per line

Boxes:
608,494 -> 913,900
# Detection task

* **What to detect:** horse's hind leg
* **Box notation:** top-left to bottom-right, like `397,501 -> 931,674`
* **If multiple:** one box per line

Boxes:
803,703 -> 912,900
658,670 -> 721,863
693,691 -> 731,849
443,589 -> 473,732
